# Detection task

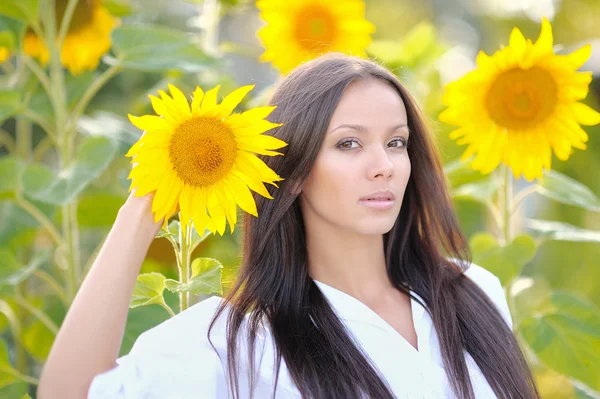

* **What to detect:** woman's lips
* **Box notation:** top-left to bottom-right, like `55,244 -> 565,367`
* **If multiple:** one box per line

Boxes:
359,198 -> 395,210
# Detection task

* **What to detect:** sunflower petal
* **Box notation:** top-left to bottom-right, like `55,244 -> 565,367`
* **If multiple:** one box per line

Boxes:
206,186 -> 226,235
220,85 -> 255,115
128,114 -> 172,133
201,85 -> 221,114
570,102 -> 600,126
535,17 -> 554,56
231,170 -> 273,199
235,151 -> 282,182
224,175 -> 258,217
179,184 -> 193,232
191,86 -> 205,114
168,84 -> 191,116
241,106 -> 277,120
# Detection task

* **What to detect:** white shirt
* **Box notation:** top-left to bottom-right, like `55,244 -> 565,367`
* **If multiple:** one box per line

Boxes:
89,263 -> 511,398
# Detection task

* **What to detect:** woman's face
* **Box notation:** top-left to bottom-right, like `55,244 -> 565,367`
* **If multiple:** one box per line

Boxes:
299,77 -> 411,236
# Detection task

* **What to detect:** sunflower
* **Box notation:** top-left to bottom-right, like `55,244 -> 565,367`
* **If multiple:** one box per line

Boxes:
256,0 -> 375,75
126,84 -> 287,236
23,0 -> 117,75
439,17 -> 600,181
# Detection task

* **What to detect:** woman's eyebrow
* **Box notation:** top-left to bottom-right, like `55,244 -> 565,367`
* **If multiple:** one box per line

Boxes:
327,123 -> 409,135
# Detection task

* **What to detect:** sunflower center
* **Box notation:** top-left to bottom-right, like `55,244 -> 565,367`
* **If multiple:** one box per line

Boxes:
169,117 -> 237,188
56,0 -> 97,32
294,5 -> 337,51
485,67 -> 557,129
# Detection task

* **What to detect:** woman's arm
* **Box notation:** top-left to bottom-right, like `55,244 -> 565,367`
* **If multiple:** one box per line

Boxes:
37,192 -> 162,399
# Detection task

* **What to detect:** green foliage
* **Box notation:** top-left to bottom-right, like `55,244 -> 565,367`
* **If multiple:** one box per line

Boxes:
519,291 -> 600,390
130,272 -> 168,309
165,258 -> 223,296
470,233 -> 537,285
537,170 -> 600,212
22,136 -> 118,205
108,24 -> 220,72
0,1 -> 598,397
0,0 -> 39,24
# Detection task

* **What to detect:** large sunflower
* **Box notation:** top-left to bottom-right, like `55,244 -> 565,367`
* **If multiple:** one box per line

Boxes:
439,17 -> 600,181
24,0 -> 117,75
256,0 -> 375,75
127,84 -> 286,236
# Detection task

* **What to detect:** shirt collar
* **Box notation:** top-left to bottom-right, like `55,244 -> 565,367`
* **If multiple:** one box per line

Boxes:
313,279 -> 427,336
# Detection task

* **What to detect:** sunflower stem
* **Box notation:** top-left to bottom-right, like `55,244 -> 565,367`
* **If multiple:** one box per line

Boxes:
66,63 -> 121,136
179,223 -> 192,312
57,0 -> 79,49
43,0 -> 81,303
502,165 -> 513,244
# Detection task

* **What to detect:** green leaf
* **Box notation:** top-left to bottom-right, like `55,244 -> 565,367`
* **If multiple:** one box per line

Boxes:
0,0 -> 39,24
519,291 -> 600,390
367,22 -> 444,69
0,200 -> 55,249
470,233 -> 537,285
443,157 -> 488,188
0,249 -> 48,288
524,219 -> 600,243
0,338 -> 20,390
537,170 -> 600,212
0,156 -> 23,200
22,319 -> 54,361
109,24 -> 218,72
22,136 -> 118,205
21,393 -> 32,399
130,272 -> 167,309
158,220 -> 210,250
165,258 -> 223,296
0,16 -> 25,54
0,90 -> 20,123
78,193 -> 124,228
0,31 -> 15,52
574,381 -> 600,399
452,177 -> 500,206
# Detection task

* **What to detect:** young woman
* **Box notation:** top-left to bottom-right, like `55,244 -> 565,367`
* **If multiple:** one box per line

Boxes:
38,53 -> 540,399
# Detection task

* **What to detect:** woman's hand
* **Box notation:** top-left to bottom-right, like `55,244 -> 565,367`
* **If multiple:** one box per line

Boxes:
119,189 -> 164,240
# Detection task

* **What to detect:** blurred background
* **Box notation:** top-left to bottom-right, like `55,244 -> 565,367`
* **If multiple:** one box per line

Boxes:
0,0 -> 599,398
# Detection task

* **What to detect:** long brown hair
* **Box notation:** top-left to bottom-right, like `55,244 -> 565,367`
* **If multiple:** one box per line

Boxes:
208,53 -> 539,399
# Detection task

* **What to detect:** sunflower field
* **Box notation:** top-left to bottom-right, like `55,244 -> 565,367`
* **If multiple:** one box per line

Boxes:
1,0 -> 600,398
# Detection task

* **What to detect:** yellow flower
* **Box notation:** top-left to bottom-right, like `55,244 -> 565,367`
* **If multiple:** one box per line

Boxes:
439,17 -> 600,181
127,84 -> 287,236
0,47 -> 10,63
256,0 -> 375,75
23,0 -> 117,75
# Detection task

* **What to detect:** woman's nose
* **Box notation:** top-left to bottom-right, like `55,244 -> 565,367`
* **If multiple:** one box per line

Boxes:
368,148 -> 394,180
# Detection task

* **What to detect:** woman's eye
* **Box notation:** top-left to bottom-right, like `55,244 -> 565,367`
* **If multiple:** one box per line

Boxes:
336,139 -> 360,150
388,137 -> 408,148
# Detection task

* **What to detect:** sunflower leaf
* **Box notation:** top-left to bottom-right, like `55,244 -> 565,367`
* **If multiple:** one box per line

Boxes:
0,338 -> 21,390
0,248 -> 49,288
109,24 -> 219,73
130,272 -> 167,309
0,90 -> 21,124
0,156 -> 23,200
21,136 -> 118,205
469,233 -> 537,285
0,0 -> 39,24
164,258 -> 223,296
536,170 -> 600,212
519,291 -> 600,390
523,219 -> 600,243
